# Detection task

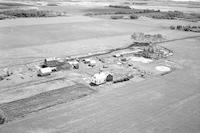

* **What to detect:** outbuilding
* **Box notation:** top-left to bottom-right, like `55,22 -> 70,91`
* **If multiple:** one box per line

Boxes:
37,67 -> 53,76
91,72 -> 113,85
83,58 -> 91,64
68,60 -> 79,69
88,60 -> 96,67
113,54 -> 122,58
83,59 -> 96,67
44,57 -> 65,67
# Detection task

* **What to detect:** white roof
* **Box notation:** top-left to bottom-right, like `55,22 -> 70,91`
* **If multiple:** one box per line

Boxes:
84,58 -> 91,62
38,67 -> 52,74
114,54 -> 121,57
45,57 -> 57,61
129,57 -> 152,63
91,72 -> 112,84
94,73 -> 106,79
89,60 -> 96,64
68,60 -> 79,65
45,57 -> 64,62
155,66 -> 171,72
93,72 -> 111,79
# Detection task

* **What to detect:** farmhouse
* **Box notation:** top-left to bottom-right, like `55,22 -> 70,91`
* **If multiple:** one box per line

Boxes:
91,72 -> 113,85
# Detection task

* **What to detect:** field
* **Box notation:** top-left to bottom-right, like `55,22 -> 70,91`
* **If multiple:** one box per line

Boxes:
1,36 -> 200,132
0,83 -> 95,122
0,0 -> 200,132
0,2 -> 30,9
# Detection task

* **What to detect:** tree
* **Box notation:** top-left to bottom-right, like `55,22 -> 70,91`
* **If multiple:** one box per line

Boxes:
130,14 -> 138,19
176,25 -> 183,30
170,25 -> 175,30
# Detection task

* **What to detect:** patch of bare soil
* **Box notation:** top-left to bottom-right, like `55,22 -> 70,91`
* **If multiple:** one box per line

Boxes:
0,83 -> 95,123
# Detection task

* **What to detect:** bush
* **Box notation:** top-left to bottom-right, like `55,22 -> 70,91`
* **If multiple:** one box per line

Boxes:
192,26 -> 197,28
109,5 -> 131,9
113,75 -> 133,83
130,14 -> 138,19
170,25 -> 200,32
167,11 -> 184,18
0,75 -> 4,81
176,25 -> 183,30
155,34 -> 163,39
149,11 -> 184,20
132,9 -> 159,14
0,110 -> 6,124
0,14 -> 11,20
131,32 -> 165,43
110,15 -> 124,19
47,3 -> 58,6
183,26 -> 190,31
0,115 -> 5,124
170,25 -> 176,30
114,11 -> 132,14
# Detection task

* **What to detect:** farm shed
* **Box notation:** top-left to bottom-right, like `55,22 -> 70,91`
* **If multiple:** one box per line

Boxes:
37,67 -> 53,76
91,72 -> 113,85
44,57 -> 65,67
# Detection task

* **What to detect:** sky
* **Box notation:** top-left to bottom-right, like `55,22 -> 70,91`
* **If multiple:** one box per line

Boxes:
170,0 -> 200,1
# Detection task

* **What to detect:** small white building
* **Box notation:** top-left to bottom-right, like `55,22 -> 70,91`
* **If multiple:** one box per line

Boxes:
37,67 -> 56,76
68,60 -> 79,65
88,60 -> 96,67
113,54 -> 121,58
83,58 -> 91,64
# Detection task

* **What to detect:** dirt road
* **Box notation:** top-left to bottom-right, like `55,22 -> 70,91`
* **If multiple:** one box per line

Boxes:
0,36 -> 200,133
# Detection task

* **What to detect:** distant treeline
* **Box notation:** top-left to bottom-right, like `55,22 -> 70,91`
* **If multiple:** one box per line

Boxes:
148,11 -> 184,19
86,5 -> 200,21
170,25 -> 200,32
110,14 -> 138,20
108,10 -> 185,20
108,5 -> 131,9
0,9 -> 66,20
0,2 -> 30,7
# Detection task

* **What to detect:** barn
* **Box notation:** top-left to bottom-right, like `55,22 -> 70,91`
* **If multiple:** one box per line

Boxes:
44,57 -> 65,67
